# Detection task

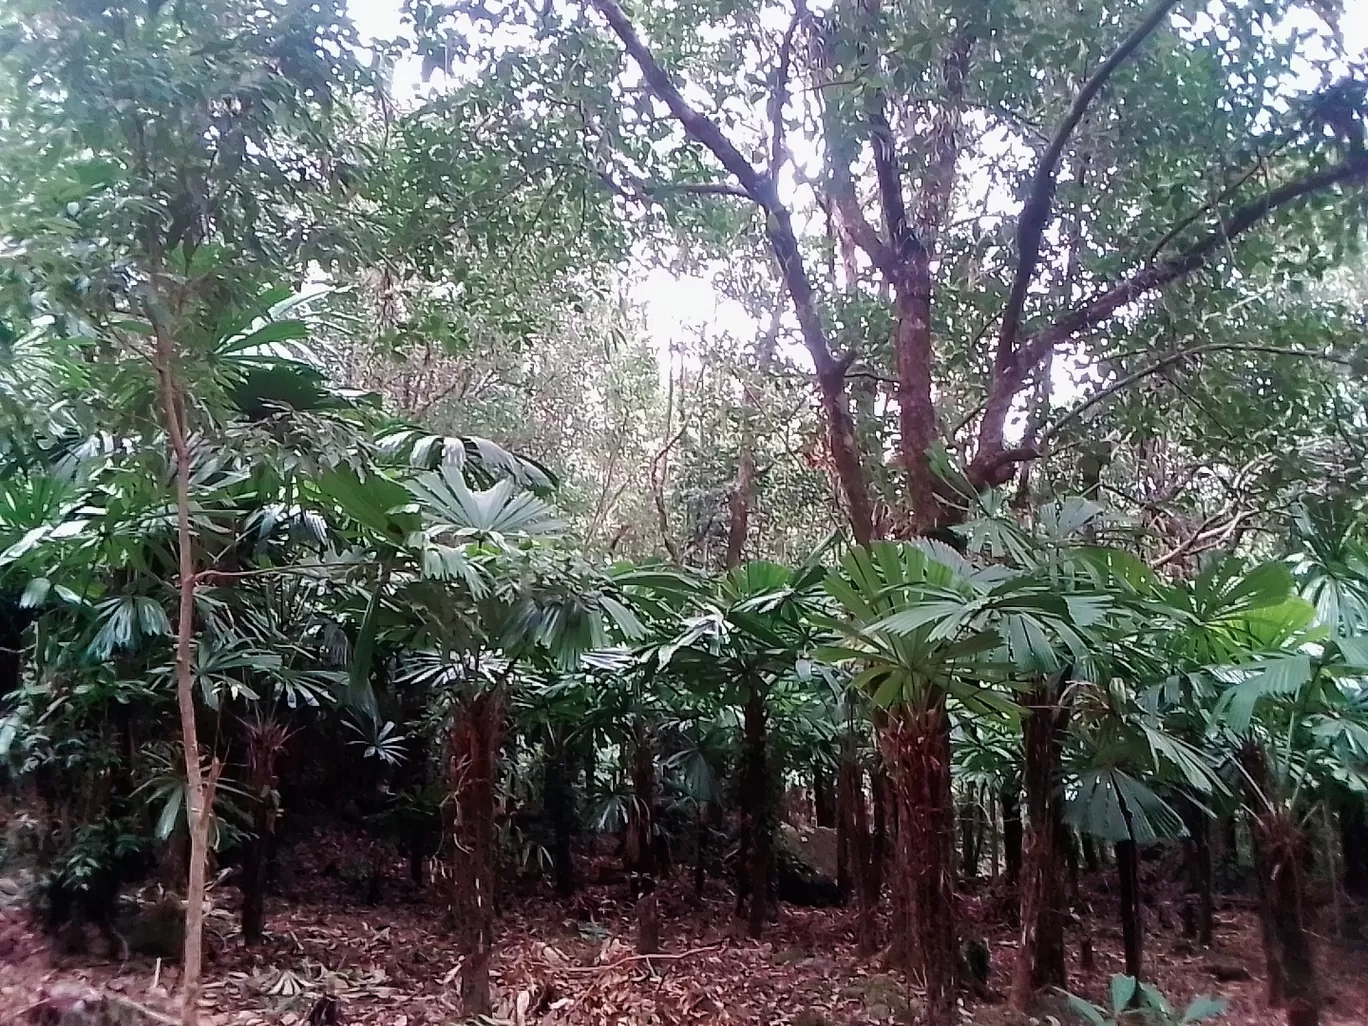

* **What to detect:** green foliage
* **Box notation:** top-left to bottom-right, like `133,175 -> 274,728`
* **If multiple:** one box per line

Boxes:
1,1 -> 1368,995
1064,974 -> 1228,1025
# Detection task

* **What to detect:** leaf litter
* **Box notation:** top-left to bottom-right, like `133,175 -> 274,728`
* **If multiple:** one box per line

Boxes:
3,831 -> 1368,1025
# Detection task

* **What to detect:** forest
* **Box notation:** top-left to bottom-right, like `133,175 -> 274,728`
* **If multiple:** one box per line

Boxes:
1,1 -> 1367,1025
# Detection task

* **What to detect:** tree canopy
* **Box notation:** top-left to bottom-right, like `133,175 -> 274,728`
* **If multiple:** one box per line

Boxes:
1,3 -> 1368,1026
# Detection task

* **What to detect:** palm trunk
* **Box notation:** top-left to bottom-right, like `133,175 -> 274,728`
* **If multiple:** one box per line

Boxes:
835,773 -> 852,902
694,802 -> 707,899
1010,681 -> 1069,1009
1081,833 -> 1099,873
1239,743 -> 1320,1023
627,720 -> 659,953
959,800 -> 977,882
838,737 -> 877,955
1342,802 -> 1368,898
1253,811 -> 1320,1025
743,686 -> 770,937
1179,804 -> 1215,947
1250,812 -> 1287,1007
989,792 -> 1000,878
882,700 -> 957,1021
1116,838 -> 1143,980
545,731 -> 575,899
450,689 -> 502,1017
1001,783 -> 1023,886
870,763 -> 888,900
814,770 -> 835,828
242,724 -> 288,945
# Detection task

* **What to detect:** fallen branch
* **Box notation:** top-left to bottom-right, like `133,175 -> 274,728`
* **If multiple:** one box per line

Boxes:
7,983 -> 179,1026
555,941 -> 727,975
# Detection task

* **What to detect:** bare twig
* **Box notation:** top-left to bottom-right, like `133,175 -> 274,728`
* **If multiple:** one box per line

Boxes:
1154,508 -> 1258,568
649,426 -> 686,564
558,942 -> 727,975
1021,156 -> 1368,372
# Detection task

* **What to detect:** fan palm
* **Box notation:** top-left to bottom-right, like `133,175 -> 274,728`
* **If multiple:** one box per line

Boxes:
821,537 -> 1096,1017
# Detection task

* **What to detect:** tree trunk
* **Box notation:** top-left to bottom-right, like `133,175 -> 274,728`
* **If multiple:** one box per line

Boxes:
582,732 -> 597,807
1116,838 -> 1143,980
1239,761 -> 1319,1022
545,731 -> 575,900
0,593 -> 31,701
636,887 -> 660,954
742,687 -> 770,937
1175,794 -> 1214,947
1001,784 -> 1023,886
1220,815 -> 1239,869
1239,742 -> 1322,1022
1081,833 -> 1099,874
154,318 -> 216,1026
723,305 -> 780,569
960,799 -> 978,883
1193,816 -> 1214,947
694,803 -> 707,899
1251,812 -> 1287,1007
627,720 -> 658,953
242,723 -> 288,946
1010,680 -> 1069,1010
881,701 -> 957,1021
870,763 -> 888,900
449,690 -> 502,1017
838,736 -> 877,955
836,779 -> 852,902
989,792 -> 1000,878
814,770 -> 836,828
1252,812 -> 1320,1025
242,799 -> 271,945
1342,801 -> 1368,898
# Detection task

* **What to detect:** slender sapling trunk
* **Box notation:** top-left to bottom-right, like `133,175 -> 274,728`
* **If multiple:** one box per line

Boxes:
838,736 -> 877,955
155,317 -> 218,1026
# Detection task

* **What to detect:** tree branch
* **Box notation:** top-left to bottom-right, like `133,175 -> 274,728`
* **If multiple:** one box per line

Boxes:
1026,156 -> 1368,368
856,0 -> 913,256
971,153 -> 1368,484
805,23 -> 895,275
998,0 -> 1178,354
650,426 -> 686,565
1040,342 -> 1353,445
1154,508 -> 1258,569
769,1 -> 806,182
912,32 -> 975,249
589,0 -> 764,198
591,0 -> 875,544
594,167 -> 754,202
827,176 -> 895,275
1145,147 -> 1279,263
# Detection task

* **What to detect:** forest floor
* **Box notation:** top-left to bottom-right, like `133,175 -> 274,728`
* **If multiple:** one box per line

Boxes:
2,825 -> 1368,1026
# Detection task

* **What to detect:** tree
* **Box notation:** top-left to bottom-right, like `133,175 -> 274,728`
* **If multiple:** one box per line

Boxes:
641,559 -> 825,934
822,538 -> 1092,1017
